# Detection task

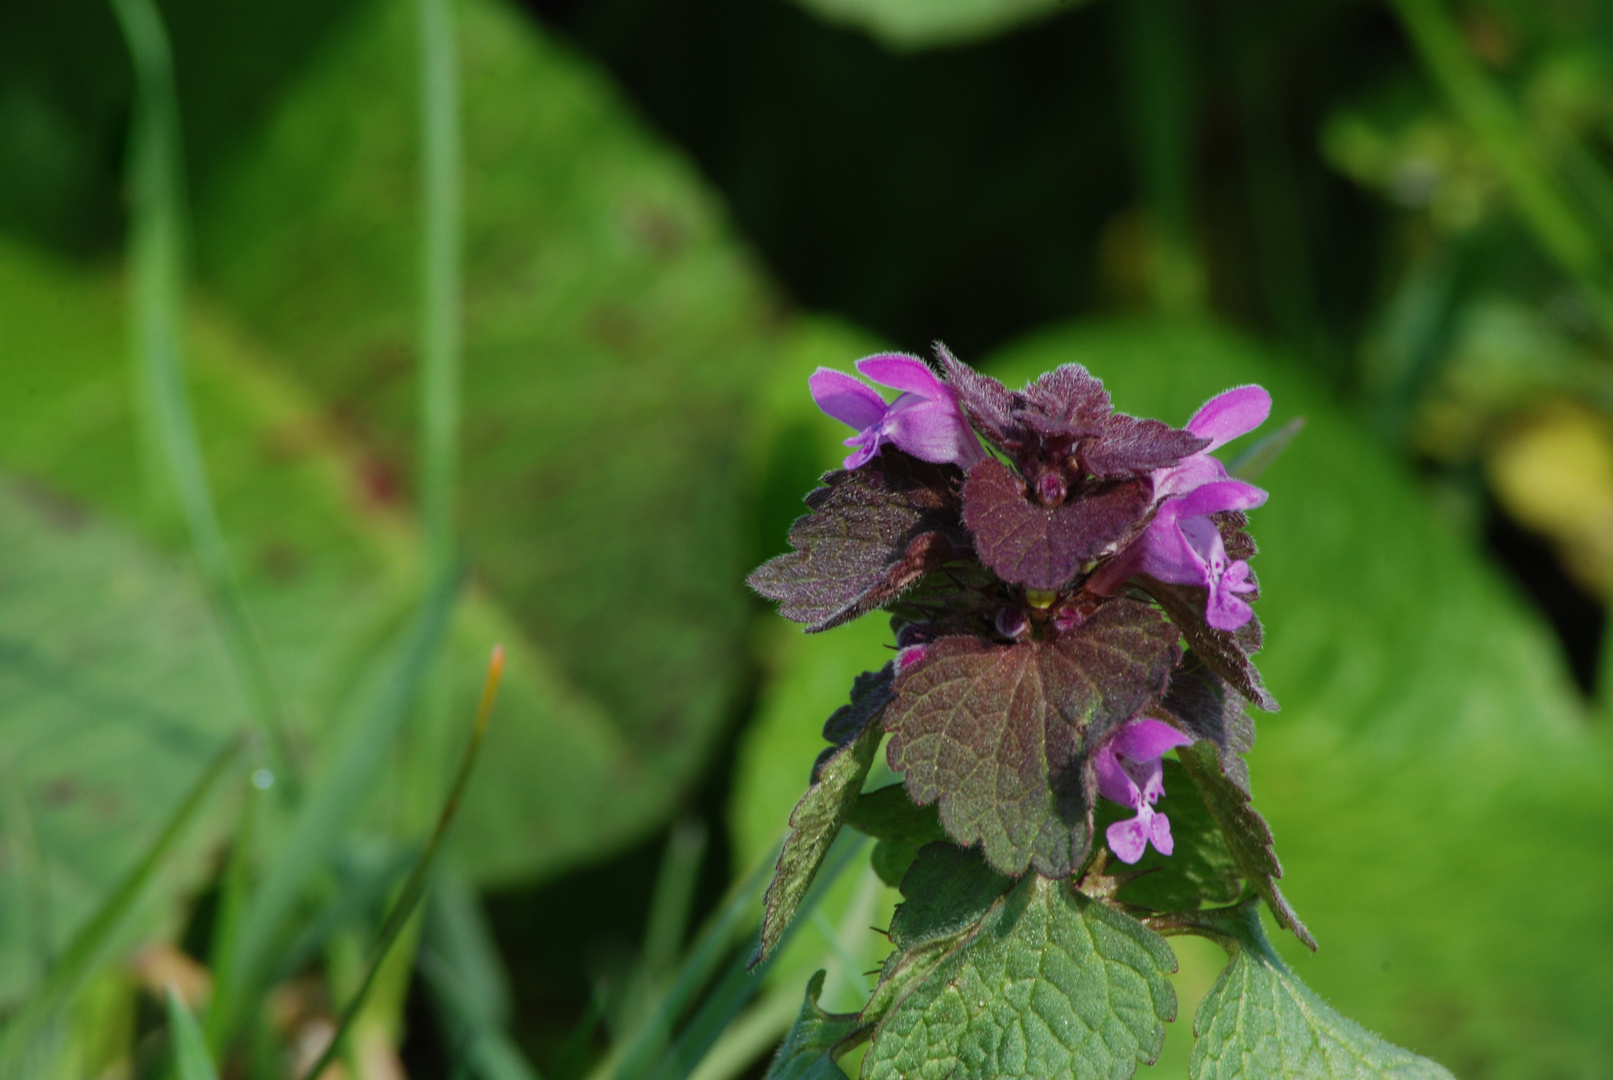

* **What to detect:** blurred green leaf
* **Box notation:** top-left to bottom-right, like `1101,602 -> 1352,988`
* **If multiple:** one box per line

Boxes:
190,0 -> 796,882
0,473 -> 242,1014
785,0 -> 1089,51
863,875 -> 1177,1080
0,221 -> 730,911
1189,904 -> 1453,1080
987,318 -> 1613,1076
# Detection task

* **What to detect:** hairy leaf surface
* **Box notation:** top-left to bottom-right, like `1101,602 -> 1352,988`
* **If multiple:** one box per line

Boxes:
756,680 -> 889,964
1158,653 -> 1257,791
962,459 -> 1151,589
1142,577 -> 1277,712
1179,742 -> 1314,949
750,452 -> 965,632
864,875 -> 1178,1080
1192,907 -> 1455,1080
886,598 -> 1179,877
763,971 -> 863,1080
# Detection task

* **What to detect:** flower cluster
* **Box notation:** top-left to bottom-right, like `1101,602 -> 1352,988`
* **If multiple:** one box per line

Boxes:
754,349 -> 1277,874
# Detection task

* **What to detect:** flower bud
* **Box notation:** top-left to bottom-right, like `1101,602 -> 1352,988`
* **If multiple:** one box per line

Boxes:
994,606 -> 1030,640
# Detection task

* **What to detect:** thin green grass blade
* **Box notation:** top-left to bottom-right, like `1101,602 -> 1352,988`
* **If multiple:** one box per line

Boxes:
618,819 -> 709,1035
203,775 -> 260,1018
166,987 -> 221,1080
1228,416 -> 1305,481
107,0 -> 299,784
421,948 -> 547,1080
208,570 -> 462,1047
586,849 -> 781,1080
298,646 -> 506,1080
0,736 -> 241,1069
417,0 -> 463,574
638,833 -> 867,1080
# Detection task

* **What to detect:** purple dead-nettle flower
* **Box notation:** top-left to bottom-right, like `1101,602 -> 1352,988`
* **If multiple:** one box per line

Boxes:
1096,718 -> 1194,864
809,354 -> 988,471
1091,386 -> 1271,631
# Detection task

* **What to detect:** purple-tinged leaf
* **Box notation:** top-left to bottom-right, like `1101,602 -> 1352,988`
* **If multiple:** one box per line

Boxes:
749,452 -> 966,632
1016,364 -> 1111,439
1157,651 -> 1256,791
1085,414 -> 1209,478
884,598 -> 1180,877
1141,576 -> 1277,712
1179,741 -> 1315,950
814,664 -> 895,781
936,345 -> 1019,449
962,459 -> 1151,590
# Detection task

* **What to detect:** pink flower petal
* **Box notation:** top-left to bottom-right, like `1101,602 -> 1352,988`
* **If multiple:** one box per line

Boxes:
1106,814 -> 1151,865
1176,478 -> 1268,519
1110,718 -> 1193,765
856,353 -> 945,397
810,367 -> 889,431
1187,385 -> 1271,451
1095,744 -> 1140,808
1150,812 -> 1175,856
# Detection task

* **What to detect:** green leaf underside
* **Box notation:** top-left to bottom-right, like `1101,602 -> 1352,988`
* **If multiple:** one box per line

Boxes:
1192,906 -> 1455,1080
888,843 -> 1012,951
845,784 -> 948,849
756,680 -> 889,965
1095,759 -> 1241,913
748,452 -> 966,633
763,970 -> 864,1080
847,781 -> 950,887
885,598 -> 1180,877
864,875 -> 1178,1080
1179,742 -> 1315,950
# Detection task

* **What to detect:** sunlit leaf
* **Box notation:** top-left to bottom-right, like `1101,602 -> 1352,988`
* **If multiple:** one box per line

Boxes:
1190,905 -> 1454,1080
864,874 -> 1177,1080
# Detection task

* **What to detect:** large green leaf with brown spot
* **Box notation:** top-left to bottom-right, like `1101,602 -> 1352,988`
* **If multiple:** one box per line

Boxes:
190,0 -> 786,826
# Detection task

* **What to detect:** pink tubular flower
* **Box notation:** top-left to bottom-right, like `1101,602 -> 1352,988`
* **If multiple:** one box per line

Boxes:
809,354 -> 987,471
1090,386 -> 1271,631
1096,718 -> 1193,864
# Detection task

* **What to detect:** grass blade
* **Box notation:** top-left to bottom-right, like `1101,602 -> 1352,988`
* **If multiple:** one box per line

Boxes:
641,833 -> 866,1080
299,645 -> 506,1080
417,0 -> 463,574
421,948 -> 547,1080
166,987 -> 221,1080
0,736 -> 241,1068
108,0 -> 298,784
586,849 -> 779,1080
208,570 -> 462,1048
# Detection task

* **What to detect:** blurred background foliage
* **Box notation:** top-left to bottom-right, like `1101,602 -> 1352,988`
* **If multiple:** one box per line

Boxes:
3,0 -> 1613,1076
